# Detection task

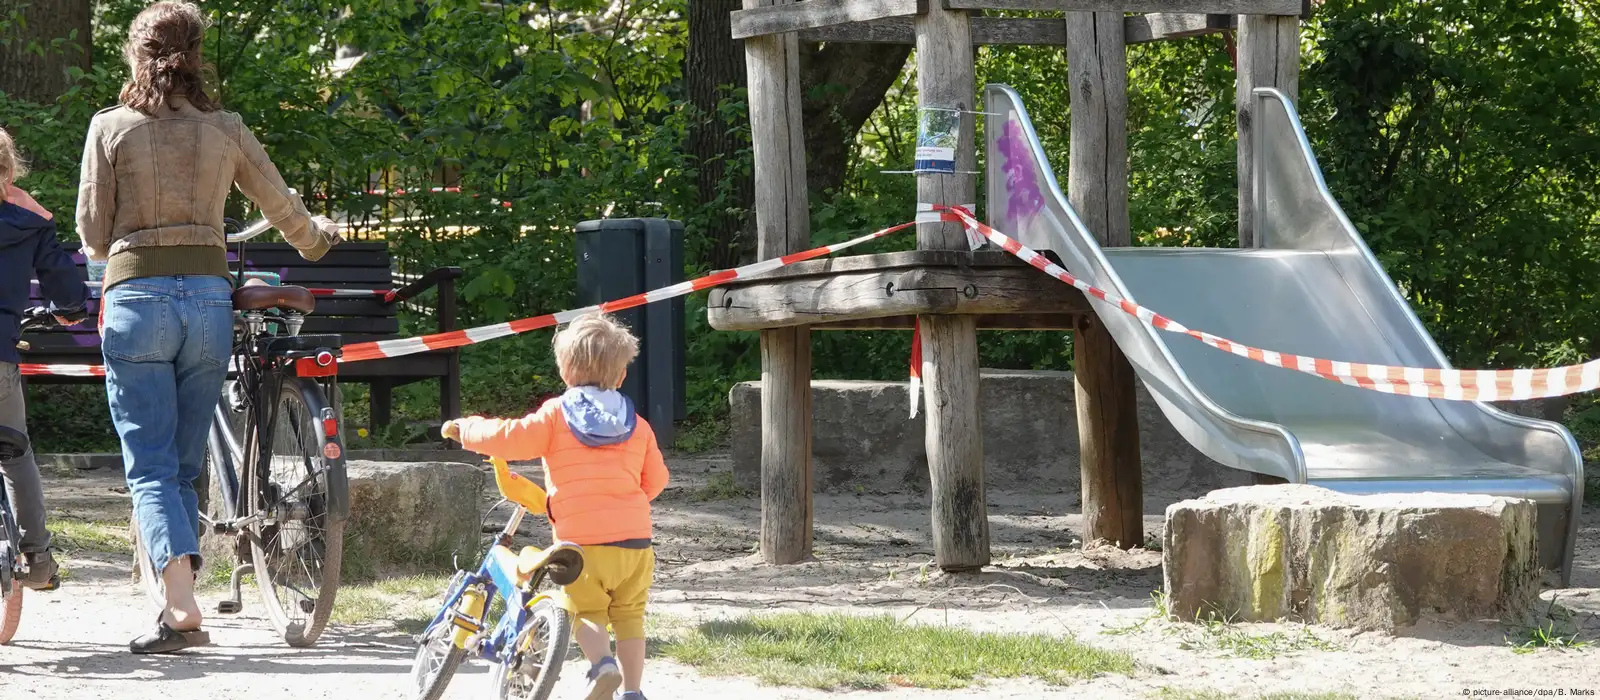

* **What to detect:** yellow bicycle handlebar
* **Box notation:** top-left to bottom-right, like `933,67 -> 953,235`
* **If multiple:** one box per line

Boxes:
490,457 -> 547,515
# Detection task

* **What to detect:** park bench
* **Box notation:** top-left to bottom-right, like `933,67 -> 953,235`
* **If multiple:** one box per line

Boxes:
22,242 -> 463,429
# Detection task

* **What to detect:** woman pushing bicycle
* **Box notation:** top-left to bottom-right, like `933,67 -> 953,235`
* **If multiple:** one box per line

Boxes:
0,128 -> 89,592
76,1 -> 341,654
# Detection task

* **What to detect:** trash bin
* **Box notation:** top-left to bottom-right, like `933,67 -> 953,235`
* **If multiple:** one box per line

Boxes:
574,218 -> 686,446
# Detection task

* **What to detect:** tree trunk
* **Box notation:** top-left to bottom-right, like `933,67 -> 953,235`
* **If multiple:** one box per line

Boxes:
0,0 -> 92,103
800,42 -> 912,197
687,0 -> 756,270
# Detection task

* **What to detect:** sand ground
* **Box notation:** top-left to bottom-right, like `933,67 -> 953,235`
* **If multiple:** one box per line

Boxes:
6,455 -> 1600,699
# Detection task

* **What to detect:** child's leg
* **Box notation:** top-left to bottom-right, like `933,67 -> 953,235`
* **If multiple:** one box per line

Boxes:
575,618 -> 611,663
608,548 -> 656,693
0,364 -> 51,555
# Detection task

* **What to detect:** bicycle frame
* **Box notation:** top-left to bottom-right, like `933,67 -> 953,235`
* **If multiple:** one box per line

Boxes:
424,505 -> 575,665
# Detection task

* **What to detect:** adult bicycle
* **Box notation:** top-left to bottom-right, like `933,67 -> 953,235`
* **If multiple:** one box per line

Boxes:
129,217 -> 350,647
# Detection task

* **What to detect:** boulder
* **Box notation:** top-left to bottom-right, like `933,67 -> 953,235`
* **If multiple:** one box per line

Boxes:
341,460 -> 487,577
728,369 -> 1247,496
1163,484 -> 1541,630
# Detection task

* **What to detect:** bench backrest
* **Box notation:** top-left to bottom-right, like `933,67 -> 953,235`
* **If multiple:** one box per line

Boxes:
23,242 -> 402,357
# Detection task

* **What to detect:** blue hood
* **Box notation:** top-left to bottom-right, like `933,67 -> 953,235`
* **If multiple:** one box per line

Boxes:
0,200 -> 88,364
561,386 -> 638,446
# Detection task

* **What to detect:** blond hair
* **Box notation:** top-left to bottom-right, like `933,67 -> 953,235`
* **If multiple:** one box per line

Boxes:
0,127 -> 27,186
554,313 -> 639,389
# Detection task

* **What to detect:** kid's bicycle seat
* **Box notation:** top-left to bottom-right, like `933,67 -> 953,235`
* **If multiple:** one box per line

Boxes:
517,542 -> 585,586
0,426 -> 28,462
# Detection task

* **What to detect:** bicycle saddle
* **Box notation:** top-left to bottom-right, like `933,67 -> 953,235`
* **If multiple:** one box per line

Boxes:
516,542 -> 585,586
233,284 -> 316,314
0,425 -> 28,462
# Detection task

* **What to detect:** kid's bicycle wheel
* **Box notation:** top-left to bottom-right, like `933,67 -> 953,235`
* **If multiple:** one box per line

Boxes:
244,376 -> 345,647
0,580 -> 21,645
489,598 -> 572,700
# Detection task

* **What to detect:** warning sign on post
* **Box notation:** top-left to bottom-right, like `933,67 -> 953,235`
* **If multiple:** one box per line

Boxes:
914,108 -> 960,174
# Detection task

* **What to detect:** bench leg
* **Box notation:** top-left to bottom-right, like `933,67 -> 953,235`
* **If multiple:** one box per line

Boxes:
441,352 -> 461,448
370,379 -> 393,431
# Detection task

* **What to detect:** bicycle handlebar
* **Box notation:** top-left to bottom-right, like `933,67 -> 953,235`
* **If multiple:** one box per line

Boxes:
18,306 -> 86,335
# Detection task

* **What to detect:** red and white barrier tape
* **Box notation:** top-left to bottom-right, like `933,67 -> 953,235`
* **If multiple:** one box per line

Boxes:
938,206 -> 1600,402
18,221 -> 916,376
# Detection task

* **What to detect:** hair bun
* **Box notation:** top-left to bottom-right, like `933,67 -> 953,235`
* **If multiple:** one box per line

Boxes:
153,51 -> 187,72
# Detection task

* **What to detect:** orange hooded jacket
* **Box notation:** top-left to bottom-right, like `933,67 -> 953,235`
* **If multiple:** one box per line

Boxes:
454,389 -> 668,546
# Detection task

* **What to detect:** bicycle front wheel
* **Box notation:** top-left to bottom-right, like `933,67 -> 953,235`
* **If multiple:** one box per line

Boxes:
245,376 -> 345,647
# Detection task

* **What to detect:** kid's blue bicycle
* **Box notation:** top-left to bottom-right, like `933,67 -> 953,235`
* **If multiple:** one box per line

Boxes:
411,457 -> 584,700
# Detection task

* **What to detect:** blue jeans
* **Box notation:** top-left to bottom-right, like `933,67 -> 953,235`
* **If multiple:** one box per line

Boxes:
101,276 -> 233,572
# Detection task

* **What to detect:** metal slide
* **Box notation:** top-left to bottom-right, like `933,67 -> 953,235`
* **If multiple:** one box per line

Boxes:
983,84 -> 1584,583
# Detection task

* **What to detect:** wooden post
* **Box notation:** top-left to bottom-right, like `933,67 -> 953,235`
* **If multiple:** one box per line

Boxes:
1066,11 -> 1144,549
915,0 -> 988,572
1235,13 -> 1299,247
744,0 -> 814,564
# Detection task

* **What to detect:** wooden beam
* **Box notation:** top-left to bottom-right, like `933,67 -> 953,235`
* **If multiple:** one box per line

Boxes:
801,14 -> 1230,46
810,313 -> 1083,330
944,0 -> 1299,13
732,0 -> 925,39
1235,14 -> 1299,247
960,0 -> 1297,11
916,0 -> 989,573
745,0 -> 814,565
1124,13 -> 1234,43
1066,11 -> 1144,550
707,262 -> 1091,331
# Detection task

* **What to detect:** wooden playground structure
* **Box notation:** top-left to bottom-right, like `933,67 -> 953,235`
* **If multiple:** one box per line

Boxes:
707,0 -> 1307,570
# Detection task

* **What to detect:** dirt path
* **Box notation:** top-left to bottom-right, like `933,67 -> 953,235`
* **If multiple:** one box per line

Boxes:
11,458 -> 1600,699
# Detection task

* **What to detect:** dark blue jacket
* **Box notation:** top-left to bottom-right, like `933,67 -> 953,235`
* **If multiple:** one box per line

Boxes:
0,200 -> 88,364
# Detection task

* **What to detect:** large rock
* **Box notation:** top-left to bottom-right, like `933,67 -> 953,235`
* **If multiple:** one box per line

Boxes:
729,369 -> 1247,496
1163,485 -> 1541,630
342,460 -> 487,577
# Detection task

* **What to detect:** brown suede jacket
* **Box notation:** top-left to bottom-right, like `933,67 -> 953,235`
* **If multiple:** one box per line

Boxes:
76,96 -> 336,288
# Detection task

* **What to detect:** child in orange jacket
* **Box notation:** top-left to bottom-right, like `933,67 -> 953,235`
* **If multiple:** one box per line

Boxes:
443,312 -> 667,700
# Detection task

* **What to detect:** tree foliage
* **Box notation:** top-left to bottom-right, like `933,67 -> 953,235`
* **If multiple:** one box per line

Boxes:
6,0 -> 1600,448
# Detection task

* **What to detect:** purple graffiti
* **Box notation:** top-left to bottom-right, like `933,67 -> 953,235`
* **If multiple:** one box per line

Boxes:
997,119 -> 1044,224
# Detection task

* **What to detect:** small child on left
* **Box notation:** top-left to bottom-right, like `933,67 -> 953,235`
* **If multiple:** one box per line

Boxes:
0,126 -> 89,587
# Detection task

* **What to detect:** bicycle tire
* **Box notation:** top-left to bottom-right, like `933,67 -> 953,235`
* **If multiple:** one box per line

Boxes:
0,581 -> 20,644
490,598 -> 572,700
244,375 -> 345,647
128,513 -> 165,608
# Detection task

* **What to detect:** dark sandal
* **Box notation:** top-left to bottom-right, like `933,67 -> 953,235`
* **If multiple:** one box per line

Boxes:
129,614 -> 210,655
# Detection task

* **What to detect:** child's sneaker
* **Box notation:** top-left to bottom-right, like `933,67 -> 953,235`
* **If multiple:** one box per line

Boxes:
584,657 -> 622,700
615,693 -> 648,700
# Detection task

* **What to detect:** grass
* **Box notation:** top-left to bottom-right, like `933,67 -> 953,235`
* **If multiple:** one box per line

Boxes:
1105,592 -> 1337,660
329,573 -> 454,633
1507,600 -> 1590,654
658,612 -> 1137,690
51,517 -> 133,556
692,471 -> 748,501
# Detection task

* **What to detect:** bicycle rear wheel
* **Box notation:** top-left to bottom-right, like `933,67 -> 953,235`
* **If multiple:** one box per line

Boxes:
490,598 -> 572,700
245,376 -> 345,647
128,513 -> 165,607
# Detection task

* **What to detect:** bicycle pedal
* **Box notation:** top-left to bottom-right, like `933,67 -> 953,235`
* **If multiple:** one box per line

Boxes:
218,600 -> 243,614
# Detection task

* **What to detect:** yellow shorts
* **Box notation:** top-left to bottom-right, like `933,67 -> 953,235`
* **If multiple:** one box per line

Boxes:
563,545 -> 655,641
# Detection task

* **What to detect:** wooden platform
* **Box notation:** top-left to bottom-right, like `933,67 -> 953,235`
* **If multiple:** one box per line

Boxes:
706,250 -> 1089,331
